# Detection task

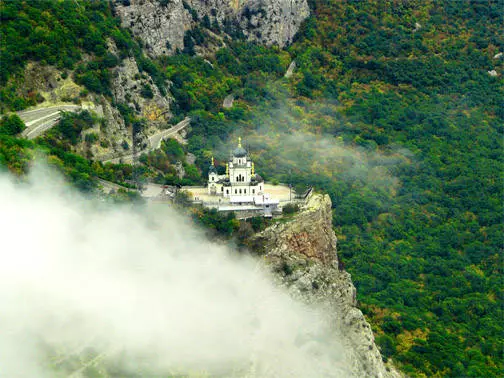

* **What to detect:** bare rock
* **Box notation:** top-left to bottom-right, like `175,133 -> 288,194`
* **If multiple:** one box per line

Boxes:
111,56 -> 172,125
223,94 -> 235,109
284,60 -> 296,78
188,0 -> 310,47
175,160 -> 185,179
114,0 -> 191,56
186,152 -> 197,165
23,62 -> 82,103
113,0 -> 309,57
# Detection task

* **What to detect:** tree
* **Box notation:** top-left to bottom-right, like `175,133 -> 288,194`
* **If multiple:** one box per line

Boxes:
0,115 -> 25,135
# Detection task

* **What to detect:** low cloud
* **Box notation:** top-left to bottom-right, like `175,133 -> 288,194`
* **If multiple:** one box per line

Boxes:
220,93 -> 411,198
0,166 -> 351,377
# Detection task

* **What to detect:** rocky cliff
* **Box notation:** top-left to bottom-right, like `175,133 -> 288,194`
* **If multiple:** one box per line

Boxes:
114,0 -> 309,57
252,194 -> 401,378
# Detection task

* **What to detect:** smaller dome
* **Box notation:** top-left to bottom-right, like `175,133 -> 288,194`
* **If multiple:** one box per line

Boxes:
252,173 -> 263,182
233,137 -> 247,157
209,165 -> 217,174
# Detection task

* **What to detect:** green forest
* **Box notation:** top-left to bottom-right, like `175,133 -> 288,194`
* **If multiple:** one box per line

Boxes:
1,0 -> 503,376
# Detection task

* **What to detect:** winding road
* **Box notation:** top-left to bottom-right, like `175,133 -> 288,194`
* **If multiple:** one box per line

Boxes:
97,179 -> 168,200
14,105 -> 189,169
148,117 -> 190,150
18,104 -> 81,139
102,117 -> 190,164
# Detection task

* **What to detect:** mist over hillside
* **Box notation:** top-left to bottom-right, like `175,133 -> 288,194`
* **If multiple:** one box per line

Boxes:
0,166 -> 353,377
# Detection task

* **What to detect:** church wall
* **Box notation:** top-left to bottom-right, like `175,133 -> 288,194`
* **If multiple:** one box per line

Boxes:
231,166 -> 251,184
209,173 -> 218,183
229,184 -> 263,196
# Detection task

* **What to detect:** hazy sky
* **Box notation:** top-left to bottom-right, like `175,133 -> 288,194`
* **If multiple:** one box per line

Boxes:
0,166 -> 352,377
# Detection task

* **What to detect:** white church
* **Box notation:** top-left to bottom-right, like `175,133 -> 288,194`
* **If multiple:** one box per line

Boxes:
207,138 -> 279,216
208,137 -> 265,197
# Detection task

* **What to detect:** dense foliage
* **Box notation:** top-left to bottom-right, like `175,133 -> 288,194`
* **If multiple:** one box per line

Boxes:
0,114 -> 25,136
139,137 -> 203,186
286,2 -> 503,376
0,0 -> 166,111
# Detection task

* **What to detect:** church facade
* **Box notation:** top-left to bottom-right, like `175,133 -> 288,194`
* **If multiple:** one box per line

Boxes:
208,138 -> 264,198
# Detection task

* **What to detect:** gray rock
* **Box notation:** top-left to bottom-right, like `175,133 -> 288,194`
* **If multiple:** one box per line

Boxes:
223,94 -> 235,108
114,0 -> 191,56
284,60 -> 296,78
111,56 -> 172,125
113,0 -> 309,57
175,160 -> 185,179
188,0 -> 310,47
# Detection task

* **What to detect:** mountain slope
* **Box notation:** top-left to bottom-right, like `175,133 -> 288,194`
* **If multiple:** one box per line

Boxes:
1,1 -> 503,377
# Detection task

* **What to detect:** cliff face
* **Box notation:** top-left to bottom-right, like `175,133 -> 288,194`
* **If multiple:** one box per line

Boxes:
114,0 -> 309,57
252,194 -> 401,378
108,40 -> 172,128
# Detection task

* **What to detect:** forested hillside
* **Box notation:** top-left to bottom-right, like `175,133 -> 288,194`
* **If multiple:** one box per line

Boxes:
1,1 -> 502,377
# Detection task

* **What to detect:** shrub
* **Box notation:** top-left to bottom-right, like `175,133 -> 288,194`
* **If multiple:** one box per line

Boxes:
282,203 -> 300,215
84,133 -> 98,144
0,115 -> 26,136
140,84 -> 154,99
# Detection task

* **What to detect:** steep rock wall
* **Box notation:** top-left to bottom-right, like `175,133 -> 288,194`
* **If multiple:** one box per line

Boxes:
252,194 -> 401,378
114,0 -> 309,57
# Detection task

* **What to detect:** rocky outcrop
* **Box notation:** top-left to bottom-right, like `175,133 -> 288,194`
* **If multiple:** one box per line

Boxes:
251,194 -> 401,378
23,62 -> 83,103
188,0 -> 310,47
85,97 -> 132,159
114,0 -> 192,56
108,39 -> 171,123
18,63 -> 129,158
111,57 -> 171,125
113,0 -> 309,57
19,57 -> 172,160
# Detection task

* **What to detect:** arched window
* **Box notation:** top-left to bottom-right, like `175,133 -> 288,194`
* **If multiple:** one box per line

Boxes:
221,187 -> 223,192
239,189 -> 242,194
235,189 -> 237,194
244,189 -> 246,194
252,189 -> 255,194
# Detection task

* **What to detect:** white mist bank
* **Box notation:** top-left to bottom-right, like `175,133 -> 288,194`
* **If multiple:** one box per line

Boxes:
0,167 -> 351,377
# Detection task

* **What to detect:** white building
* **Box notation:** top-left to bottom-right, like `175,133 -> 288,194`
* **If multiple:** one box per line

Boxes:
208,137 -> 265,198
